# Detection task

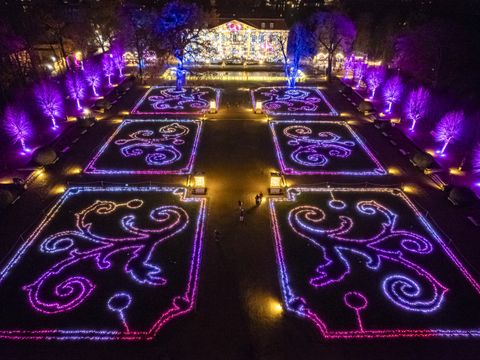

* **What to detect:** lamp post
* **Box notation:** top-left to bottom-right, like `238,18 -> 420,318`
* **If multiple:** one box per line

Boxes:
269,172 -> 285,195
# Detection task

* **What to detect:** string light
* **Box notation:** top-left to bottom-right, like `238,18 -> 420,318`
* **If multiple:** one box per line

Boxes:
251,87 -> 338,116
84,119 -> 202,175
0,186 -> 207,340
270,187 -> 480,339
131,86 -> 220,115
270,120 -> 386,175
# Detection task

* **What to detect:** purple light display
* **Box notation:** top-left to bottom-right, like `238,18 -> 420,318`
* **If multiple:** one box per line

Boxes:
270,187 -> 480,339
404,87 -> 430,131
473,143 -> 480,174
35,82 -> 64,130
251,87 -> 338,116
269,120 -> 386,175
103,55 -> 115,87
66,73 -> 86,110
353,61 -> 366,89
0,186 -> 206,340
84,119 -> 202,175
3,106 -> 33,154
382,76 -> 403,114
131,86 -> 220,115
84,62 -> 102,97
366,66 -> 385,99
434,110 -> 463,155
111,45 -> 126,78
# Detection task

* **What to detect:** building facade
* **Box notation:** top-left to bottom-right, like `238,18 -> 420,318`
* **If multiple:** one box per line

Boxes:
186,18 -> 289,64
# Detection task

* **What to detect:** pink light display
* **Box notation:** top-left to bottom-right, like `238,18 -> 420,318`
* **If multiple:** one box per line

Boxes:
251,87 -> 338,116
0,186 -> 206,341
84,119 -> 202,175
131,86 -> 220,115
270,187 -> 480,339
270,120 -> 386,175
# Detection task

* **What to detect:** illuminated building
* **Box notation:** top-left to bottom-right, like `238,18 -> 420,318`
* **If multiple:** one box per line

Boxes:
186,18 -> 289,64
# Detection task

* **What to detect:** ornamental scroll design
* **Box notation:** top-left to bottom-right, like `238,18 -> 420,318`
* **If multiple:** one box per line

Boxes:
288,200 -> 448,313
23,199 -> 189,314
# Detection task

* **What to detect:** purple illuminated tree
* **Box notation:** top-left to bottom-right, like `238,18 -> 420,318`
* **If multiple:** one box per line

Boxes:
404,87 -> 430,131
353,61 -> 366,89
83,61 -> 102,97
309,12 -> 356,82
102,55 -> 115,87
66,72 -> 86,110
434,110 -> 463,154
383,75 -> 403,114
342,55 -> 354,80
366,66 -> 385,99
473,143 -> 480,174
279,22 -> 314,88
3,106 -> 33,154
111,43 -> 126,78
35,82 -> 64,130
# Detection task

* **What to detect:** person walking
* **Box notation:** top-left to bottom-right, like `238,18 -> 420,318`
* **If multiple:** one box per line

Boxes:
238,200 -> 243,210
214,229 -> 220,243
239,208 -> 245,222
255,194 -> 260,206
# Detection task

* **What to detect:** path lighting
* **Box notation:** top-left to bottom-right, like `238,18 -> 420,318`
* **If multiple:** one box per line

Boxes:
191,173 -> 206,195
255,101 -> 263,114
269,172 -> 284,195
209,100 -> 217,114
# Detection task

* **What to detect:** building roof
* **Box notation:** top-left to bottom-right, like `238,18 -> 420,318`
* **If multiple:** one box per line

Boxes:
211,18 -> 288,31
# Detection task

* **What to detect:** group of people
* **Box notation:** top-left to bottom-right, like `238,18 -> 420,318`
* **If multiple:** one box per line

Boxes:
214,193 -> 265,243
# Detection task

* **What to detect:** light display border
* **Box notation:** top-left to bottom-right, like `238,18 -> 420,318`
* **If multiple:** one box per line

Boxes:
269,120 -> 386,176
251,86 -> 338,116
0,186 -> 207,341
131,86 -> 220,115
84,119 -> 202,175
269,187 -> 480,339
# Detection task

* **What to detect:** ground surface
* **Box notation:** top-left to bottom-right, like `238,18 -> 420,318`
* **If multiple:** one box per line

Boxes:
0,76 -> 479,359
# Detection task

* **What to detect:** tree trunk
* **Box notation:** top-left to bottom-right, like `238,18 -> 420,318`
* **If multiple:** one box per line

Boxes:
326,53 -> 333,82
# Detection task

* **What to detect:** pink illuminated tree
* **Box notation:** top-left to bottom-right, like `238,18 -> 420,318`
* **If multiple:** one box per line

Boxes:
84,62 -> 102,97
66,72 -> 86,110
102,55 -> 115,87
404,87 -> 430,131
366,66 -> 385,99
35,82 -> 64,130
434,110 -> 463,154
3,106 -> 33,154
383,75 -> 403,113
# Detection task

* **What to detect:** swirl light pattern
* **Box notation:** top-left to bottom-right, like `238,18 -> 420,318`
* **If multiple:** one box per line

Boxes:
84,119 -> 202,175
251,87 -> 337,116
270,120 -> 386,175
0,186 -> 206,341
270,187 -> 480,339
131,86 -> 220,115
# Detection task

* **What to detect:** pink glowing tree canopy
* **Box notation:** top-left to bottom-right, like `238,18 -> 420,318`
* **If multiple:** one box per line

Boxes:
102,55 -> 115,87
366,66 -> 385,99
35,82 -> 64,129
84,61 -> 102,97
404,87 -> 430,131
66,72 -> 86,110
3,106 -> 33,153
434,110 -> 463,154
383,75 -> 403,113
